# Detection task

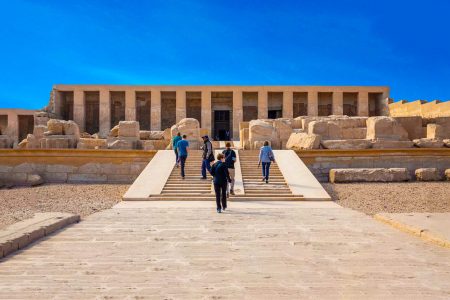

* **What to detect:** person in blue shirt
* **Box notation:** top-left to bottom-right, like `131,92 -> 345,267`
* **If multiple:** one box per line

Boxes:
210,153 -> 231,213
172,132 -> 182,167
176,135 -> 189,179
258,140 -> 275,184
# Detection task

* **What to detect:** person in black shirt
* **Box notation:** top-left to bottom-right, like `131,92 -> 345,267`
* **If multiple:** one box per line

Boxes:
222,142 -> 237,197
210,153 -> 231,213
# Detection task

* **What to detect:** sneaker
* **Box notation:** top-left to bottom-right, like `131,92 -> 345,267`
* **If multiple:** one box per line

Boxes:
266,179 -> 269,184
201,177 -> 207,180
181,176 -> 185,180
230,190 -> 235,195
223,207 -> 226,211
261,178 -> 265,182
217,208 -> 222,213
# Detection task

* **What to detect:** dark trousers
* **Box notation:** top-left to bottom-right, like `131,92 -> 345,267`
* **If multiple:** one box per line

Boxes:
214,183 -> 227,210
262,162 -> 271,180
179,156 -> 187,177
174,149 -> 179,164
201,159 -> 211,178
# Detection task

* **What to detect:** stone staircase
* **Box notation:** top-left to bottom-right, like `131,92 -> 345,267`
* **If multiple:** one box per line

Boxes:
238,150 -> 304,201
148,150 -> 215,200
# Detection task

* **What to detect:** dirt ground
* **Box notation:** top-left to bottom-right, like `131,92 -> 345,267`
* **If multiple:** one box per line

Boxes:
323,182 -> 450,215
0,184 -> 128,229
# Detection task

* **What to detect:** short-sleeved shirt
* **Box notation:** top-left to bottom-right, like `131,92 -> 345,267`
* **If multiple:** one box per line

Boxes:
177,139 -> 189,157
172,135 -> 182,148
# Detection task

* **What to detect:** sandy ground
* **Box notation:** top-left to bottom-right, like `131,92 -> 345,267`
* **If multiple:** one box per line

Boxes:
0,184 -> 128,229
323,182 -> 450,215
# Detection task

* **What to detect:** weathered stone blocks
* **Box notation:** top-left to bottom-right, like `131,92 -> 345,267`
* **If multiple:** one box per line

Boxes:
77,138 -> 107,149
286,132 -> 321,150
371,140 -> 414,149
415,168 -> 442,181
118,121 -> 140,138
445,169 -> 450,180
329,168 -> 409,183
141,140 -> 170,150
366,116 -> 409,141
321,139 -> 371,150
413,138 -> 445,148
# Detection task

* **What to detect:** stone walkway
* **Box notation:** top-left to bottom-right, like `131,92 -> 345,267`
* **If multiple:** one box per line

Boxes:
0,201 -> 449,299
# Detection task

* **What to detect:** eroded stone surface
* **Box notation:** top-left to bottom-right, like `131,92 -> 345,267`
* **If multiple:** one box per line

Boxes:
330,168 -> 409,183
415,168 -> 442,181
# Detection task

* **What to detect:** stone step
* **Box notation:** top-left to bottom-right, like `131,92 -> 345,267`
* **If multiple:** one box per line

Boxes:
146,196 -> 304,201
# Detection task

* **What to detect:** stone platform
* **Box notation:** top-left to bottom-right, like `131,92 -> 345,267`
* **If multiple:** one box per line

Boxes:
0,201 -> 449,298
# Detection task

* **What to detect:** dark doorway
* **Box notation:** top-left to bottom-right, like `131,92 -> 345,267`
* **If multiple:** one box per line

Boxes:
213,110 -> 231,141
268,110 -> 282,119
18,115 -> 34,142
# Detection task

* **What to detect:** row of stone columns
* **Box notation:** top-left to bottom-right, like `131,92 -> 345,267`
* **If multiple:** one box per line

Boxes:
70,89 -> 375,137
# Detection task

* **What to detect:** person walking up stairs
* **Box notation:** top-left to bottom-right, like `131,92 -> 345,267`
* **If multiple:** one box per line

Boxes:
177,135 -> 189,179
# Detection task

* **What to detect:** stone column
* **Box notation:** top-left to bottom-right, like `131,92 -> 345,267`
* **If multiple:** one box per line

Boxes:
307,91 -> 318,116
7,112 -> 19,144
282,91 -> 293,118
125,89 -> 136,121
53,89 -> 61,118
99,89 -> 111,137
176,90 -> 186,123
358,91 -> 369,116
151,90 -> 161,131
258,90 -> 268,119
332,91 -> 344,115
233,90 -> 243,140
73,89 -> 85,132
201,90 -> 212,135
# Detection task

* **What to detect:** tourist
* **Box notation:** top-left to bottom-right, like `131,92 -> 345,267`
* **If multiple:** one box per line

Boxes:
200,135 -> 214,179
258,140 -> 275,184
210,153 -> 231,213
172,132 -> 182,167
177,135 -> 189,179
222,142 -> 236,196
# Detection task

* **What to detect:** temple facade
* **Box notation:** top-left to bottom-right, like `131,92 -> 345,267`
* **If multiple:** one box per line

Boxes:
51,85 -> 390,140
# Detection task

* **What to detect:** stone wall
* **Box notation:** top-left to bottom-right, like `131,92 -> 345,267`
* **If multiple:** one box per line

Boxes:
298,149 -> 450,182
0,149 -> 154,184
389,100 -> 450,118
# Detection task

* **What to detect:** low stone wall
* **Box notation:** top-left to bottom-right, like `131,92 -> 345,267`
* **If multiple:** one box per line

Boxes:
298,149 -> 450,182
0,149 -> 155,184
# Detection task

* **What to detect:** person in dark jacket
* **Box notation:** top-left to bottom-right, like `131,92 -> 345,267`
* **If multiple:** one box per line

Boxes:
200,135 -> 214,179
210,153 -> 231,213
222,142 -> 237,196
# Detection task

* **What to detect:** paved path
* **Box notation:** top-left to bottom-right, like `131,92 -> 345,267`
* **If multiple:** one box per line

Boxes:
0,202 -> 450,299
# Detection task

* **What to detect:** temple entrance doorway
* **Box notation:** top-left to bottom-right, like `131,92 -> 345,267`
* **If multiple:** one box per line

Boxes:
213,110 -> 231,141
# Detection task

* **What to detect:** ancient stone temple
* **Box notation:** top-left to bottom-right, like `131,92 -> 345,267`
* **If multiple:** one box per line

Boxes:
50,85 -> 390,140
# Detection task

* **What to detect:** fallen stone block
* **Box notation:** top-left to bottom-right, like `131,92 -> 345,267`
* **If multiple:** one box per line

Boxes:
109,125 -> 119,137
413,138 -> 445,148
308,120 -> 342,140
371,140 -> 414,149
366,116 -> 409,140
341,127 -> 367,139
62,120 -> 80,138
444,139 -> 450,148
77,138 -> 107,149
33,125 -> 47,139
415,168 -> 442,181
141,140 -> 170,150
330,168 -> 409,183
108,139 -> 136,150
139,130 -> 165,140
445,169 -> 450,180
118,121 -> 140,138
0,173 -> 43,187
40,135 -> 77,148
394,116 -> 423,140
46,119 -> 64,135
321,139 -> 371,150
171,118 -> 201,141
286,132 -> 321,150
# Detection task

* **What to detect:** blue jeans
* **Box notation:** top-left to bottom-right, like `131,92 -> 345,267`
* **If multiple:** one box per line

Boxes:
179,156 -> 187,177
262,162 -> 271,180
201,159 -> 211,178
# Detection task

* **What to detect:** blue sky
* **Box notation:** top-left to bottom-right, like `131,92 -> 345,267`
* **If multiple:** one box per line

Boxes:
0,0 -> 449,109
